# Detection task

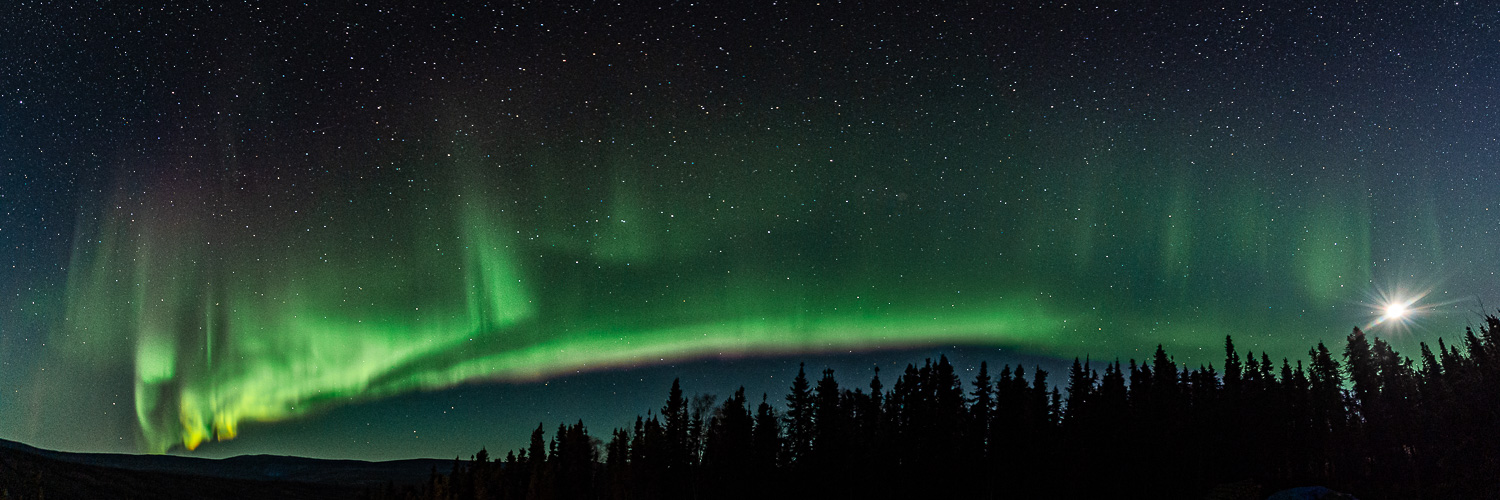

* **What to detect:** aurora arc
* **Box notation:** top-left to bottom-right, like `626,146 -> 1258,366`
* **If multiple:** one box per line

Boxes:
53,120 -> 1396,454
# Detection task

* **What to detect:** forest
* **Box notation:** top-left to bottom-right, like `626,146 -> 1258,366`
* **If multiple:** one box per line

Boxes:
385,317 -> 1500,499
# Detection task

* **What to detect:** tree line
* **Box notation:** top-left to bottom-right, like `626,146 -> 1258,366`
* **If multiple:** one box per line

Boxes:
380,315 -> 1500,499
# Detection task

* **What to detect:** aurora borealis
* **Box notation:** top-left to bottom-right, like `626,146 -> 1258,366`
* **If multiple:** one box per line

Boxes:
3,2 -> 1499,459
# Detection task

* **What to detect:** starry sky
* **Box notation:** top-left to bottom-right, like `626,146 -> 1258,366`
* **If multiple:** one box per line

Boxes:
2,1 -> 1498,460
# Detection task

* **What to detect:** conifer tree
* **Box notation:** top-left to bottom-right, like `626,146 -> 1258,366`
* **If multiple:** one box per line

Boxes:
1309,342 -> 1345,436
968,361 -> 993,457
661,379 -> 690,472
527,423 -> 548,471
863,367 -> 884,445
812,368 -> 843,461
703,388 -> 752,483
1097,360 -> 1128,414
1345,327 -> 1378,419
1224,336 -> 1242,396
1065,357 -> 1095,424
752,394 -> 782,469
605,428 -> 631,500
1152,345 -> 1178,402
784,364 -> 814,465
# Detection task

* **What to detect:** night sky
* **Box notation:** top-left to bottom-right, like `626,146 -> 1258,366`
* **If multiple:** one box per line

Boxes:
3,1 -> 1498,460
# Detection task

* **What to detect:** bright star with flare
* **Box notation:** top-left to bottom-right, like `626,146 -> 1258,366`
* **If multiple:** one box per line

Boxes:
1364,285 -> 1433,333
1383,302 -> 1408,321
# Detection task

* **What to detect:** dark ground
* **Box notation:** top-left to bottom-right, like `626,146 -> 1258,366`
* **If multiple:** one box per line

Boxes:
0,438 -> 447,499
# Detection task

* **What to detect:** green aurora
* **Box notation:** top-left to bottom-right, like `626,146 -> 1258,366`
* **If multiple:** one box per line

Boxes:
15,1 -> 1494,457
52,115 -> 1420,453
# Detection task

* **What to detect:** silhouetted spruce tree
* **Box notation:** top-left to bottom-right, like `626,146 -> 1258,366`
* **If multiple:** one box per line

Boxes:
660,379 -> 690,475
1464,327 -> 1487,367
931,356 -> 968,466
1178,364 -> 1191,406
1307,341 -> 1346,483
1096,360 -> 1131,488
1417,341 -> 1444,401
1484,314 -> 1500,353
523,423 -> 553,500
1136,346 -> 1184,488
1283,359 -> 1314,480
882,363 -> 915,467
629,415 -> 664,500
1242,351 -> 1275,481
1473,315 -> 1500,497
986,365 -> 1019,472
1128,358 -> 1151,405
836,385 -> 877,496
1216,336 -> 1246,483
1047,388 -> 1062,428
1152,345 -> 1179,409
604,428 -> 631,500
1374,336 -> 1419,496
1064,357 -> 1095,425
1224,336 -> 1243,397
628,417 -> 646,465
808,368 -> 848,493
1027,365 -> 1051,430
1259,353 -> 1277,391
811,368 -> 843,463
1309,342 -> 1345,433
1345,328 -> 1378,423
966,361 -> 993,465
1262,357 -> 1297,480
702,387 -> 752,491
1437,337 -> 1462,382
783,363 -> 814,466
1096,360 -> 1128,416
1010,365 -> 1053,495
751,393 -> 782,471
857,367 -> 885,472
1195,364 -> 1220,410
1058,356 -> 1100,494
557,421 -> 597,500
1184,363 -> 1220,484
1243,351 -> 1263,399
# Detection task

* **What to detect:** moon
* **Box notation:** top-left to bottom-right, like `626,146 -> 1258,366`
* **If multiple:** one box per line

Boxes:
1383,302 -> 1408,320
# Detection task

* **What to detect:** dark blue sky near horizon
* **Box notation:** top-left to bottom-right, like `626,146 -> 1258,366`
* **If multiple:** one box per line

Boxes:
2,1 -> 1498,459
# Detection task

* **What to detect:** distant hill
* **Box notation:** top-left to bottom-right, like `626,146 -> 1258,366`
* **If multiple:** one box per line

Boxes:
0,438 -> 450,499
